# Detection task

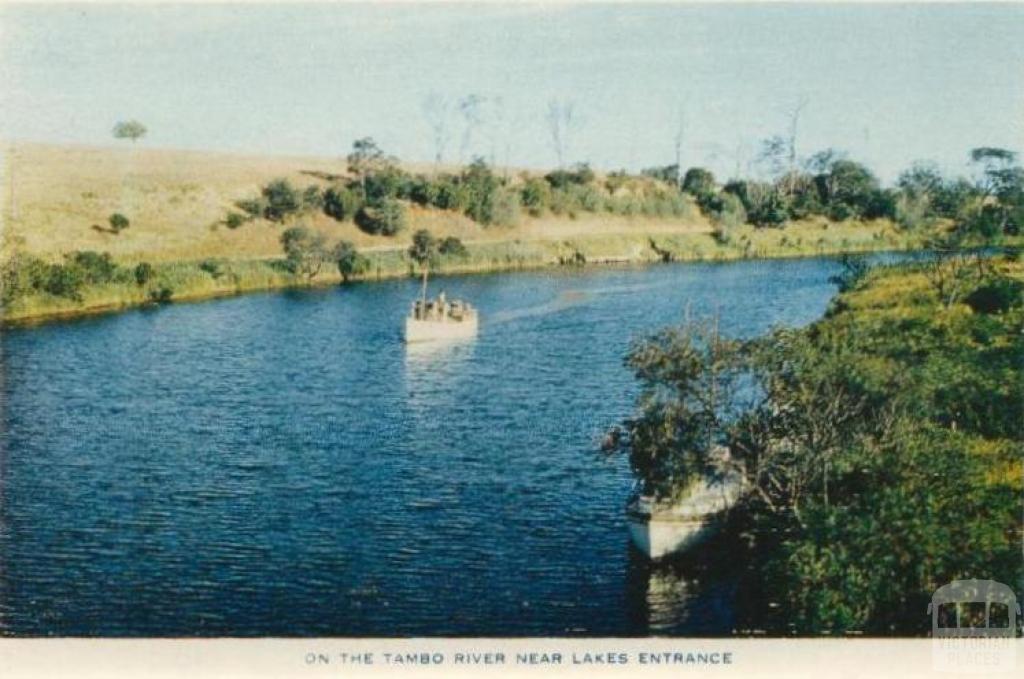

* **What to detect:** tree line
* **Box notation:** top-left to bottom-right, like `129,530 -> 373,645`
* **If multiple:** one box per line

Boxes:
226,137 -> 1021,258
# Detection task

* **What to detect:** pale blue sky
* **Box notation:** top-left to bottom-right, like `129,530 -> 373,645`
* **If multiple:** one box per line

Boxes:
1,2 -> 1022,182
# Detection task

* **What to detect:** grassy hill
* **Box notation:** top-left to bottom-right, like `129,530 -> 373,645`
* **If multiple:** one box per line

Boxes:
1,141 -> 722,263
1,141 -> 927,324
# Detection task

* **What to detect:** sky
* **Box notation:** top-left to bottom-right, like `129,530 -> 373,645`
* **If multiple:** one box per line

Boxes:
1,2 -> 1022,183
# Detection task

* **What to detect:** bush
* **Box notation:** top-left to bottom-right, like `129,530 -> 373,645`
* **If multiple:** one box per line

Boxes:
148,286 -> 174,304
429,176 -> 468,212
236,197 -> 268,219
199,259 -> 225,279
681,167 -> 716,197
66,251 -> 120,284
710,192 -> 747,241
355,198 -> 407,236
108,213 -> 130,233
225,212 -> 247,229
520,177 -> 552,217
544,163 -> 595,190
134,262 -> 155,286
43,263 -> 84,300
301,185 -> 324,211
363,166 -> 412,204
323,185 -> 362,221
280,226 -> 329,279
261,179 -> 301,222
438,236 -> 469,258
333,240 -> 370,282
964,278 -> 1024,314
1,253 -> 50,303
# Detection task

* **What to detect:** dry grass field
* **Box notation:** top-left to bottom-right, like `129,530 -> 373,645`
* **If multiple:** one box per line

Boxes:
1,141 -> 713,264
2,141 -> 942,324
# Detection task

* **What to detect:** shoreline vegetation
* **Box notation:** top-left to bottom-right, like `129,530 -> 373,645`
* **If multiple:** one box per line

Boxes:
611,252 -> 1023,634
2,220 -> 928,326
3,140 -> 1021,326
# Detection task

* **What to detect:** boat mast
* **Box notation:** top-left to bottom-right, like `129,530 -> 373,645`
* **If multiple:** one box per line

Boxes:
420,262 -> 429,304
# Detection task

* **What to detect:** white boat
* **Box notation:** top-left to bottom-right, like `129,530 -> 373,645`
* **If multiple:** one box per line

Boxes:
626,474 -> 742,560
404,292 -> 479,343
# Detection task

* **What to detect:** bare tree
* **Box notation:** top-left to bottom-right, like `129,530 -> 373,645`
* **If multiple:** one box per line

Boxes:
457,94 -> 485,164
781,97 -> 809,197
421,93 -> 453,169
672,106 -> 686,187
545,99 -> 578,168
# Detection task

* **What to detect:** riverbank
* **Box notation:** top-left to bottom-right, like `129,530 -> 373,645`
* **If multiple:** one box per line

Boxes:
2,218 -> 936,326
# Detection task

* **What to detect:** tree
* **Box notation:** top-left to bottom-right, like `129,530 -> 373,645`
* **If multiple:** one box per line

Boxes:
612,319 -> 745,499
280,226 -> 328,280
347,137 -> 394,196
545,99 -> 578,168
354,198 -> 406,236
457,94 -> 485,164
672,106 -> 686,188
333,241 -> 369,283
438,236 -> 468,258
422,93 -> 453,168
133,262 -> 154,286
681,167 -> 716,198
323,185 -> 362,221
261,179 -> 301,222
408,229 -> 438,303
108,213 -> 130,233
112,120 -> 147,143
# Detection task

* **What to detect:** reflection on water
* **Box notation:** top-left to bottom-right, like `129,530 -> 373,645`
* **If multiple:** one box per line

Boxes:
624,536 -> 740,636
0,257 -> 859,636
404,338 -> 477,417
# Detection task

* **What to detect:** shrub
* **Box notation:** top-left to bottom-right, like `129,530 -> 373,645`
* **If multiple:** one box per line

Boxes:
1,253 -> 49,303
148,286 -> 174,304
66,251 -> 120,284
363,166 -> 412,204
225,212 -> 247,229
438,236 -> 469,258
520,177 -> 552,217
964,278 -> 1024,314
486,187 -> 521,227
108,213 -> 130,233
301,185 -> 324,211
323,185 -> 362,221
280,226 -> 329,279
544,163 -> 595,190
236,197 -> 268,219
571,184 -> 605,212
641,164 -> 681,186
44,264 -> 84,300
355,198 -> 407,236
133,262 -> 155,286
333,240 -> 370,282
710,192 -> 747,240
605,170 -> 632,194
429,176 -> 468,212
261,179 -> 301,222
681,167 -> 716,197
199,259 -> 225,279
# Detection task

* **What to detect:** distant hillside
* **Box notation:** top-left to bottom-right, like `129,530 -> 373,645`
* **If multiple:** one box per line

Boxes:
1,142 -> 712,264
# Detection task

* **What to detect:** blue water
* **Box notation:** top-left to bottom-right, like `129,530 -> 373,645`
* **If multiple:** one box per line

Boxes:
0,257 -> 849,636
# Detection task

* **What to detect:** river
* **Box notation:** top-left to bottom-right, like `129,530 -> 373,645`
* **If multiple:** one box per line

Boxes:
0,256 -> 856,636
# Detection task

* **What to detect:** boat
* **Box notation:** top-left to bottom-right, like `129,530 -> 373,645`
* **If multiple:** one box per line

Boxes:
625,472 -> 742,560
404,291 -> 479,343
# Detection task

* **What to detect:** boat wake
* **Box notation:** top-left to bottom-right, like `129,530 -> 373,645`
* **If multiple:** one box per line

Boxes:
490,281 -> 671,325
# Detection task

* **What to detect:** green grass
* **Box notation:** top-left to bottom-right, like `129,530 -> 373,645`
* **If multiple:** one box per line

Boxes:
3,219 -> 971,326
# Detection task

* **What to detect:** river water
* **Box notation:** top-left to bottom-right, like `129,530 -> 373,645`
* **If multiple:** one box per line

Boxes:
0,257 -> 852,636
